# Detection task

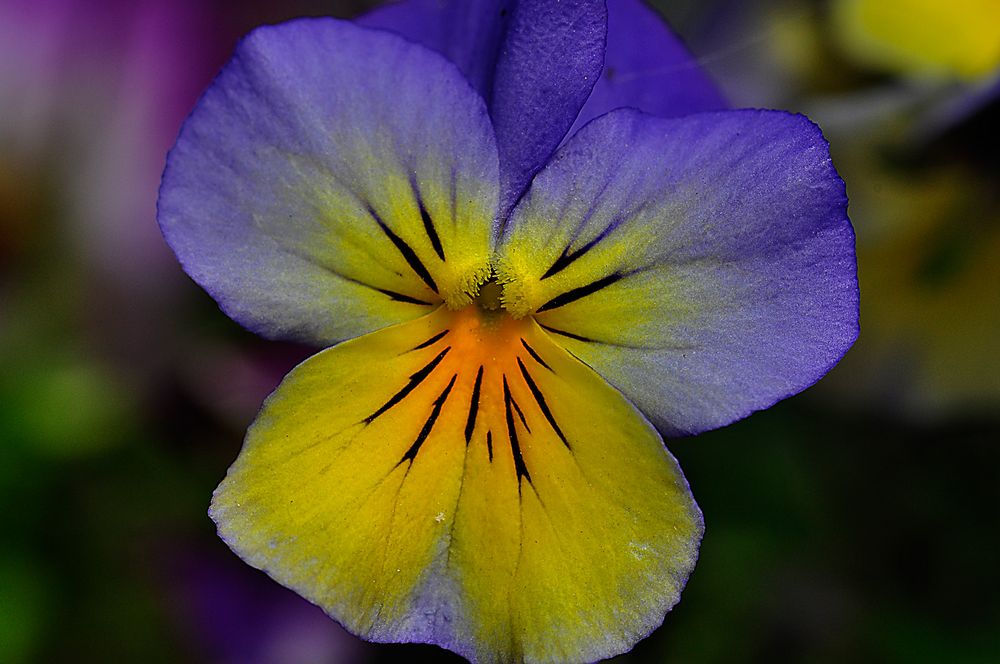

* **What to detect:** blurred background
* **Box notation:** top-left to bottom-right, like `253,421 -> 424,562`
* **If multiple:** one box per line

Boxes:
1,0 -> 997,662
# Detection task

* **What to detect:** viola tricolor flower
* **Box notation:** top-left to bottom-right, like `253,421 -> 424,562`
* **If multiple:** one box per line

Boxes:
158,1 -> 859,661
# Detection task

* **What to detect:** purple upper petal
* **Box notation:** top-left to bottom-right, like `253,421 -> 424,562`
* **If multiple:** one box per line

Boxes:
498,108 -> 859,436
158,18 -> 499,345
360,0 -> 606,215
358,0 -> 510,97
569,0 -> 728,136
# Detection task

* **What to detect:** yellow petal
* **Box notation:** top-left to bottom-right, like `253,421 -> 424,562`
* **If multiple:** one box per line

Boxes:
211,305 -> 701,662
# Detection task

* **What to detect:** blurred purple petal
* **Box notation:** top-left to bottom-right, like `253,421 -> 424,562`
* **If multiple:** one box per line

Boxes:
570,0 -> 728,136
361,0 -> 606,215
358,0 -> 510,97
171,547 -> 365,664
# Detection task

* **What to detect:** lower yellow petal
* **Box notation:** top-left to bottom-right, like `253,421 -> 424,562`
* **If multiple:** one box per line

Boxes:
211,305 -> 702,662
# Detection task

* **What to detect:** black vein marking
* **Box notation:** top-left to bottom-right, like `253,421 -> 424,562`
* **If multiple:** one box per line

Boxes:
520,339 -> 552,371
538,323 -> 597,344
486,430 -> 493,462
541,233 -> 605,280
517,357 -> 570,450
400,374 -> 457,465
419,201 -> 446,261
503,376 -> 532,487
411,329 -> 449,351
369,206 -> 439,293
509,388 -> 530,433
538,322 -> 700,352
411,173 -> 447,261
364,347 -> 450,424
290,252 -> 436,307
376,288 -> 433,306
536,272 -> 625,312
539,322 -> 689,351
465,366 -> 484,443
538,185 -> 635,280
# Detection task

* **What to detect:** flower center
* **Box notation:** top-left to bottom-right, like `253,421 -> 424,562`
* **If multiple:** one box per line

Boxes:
474,277 -> 504,312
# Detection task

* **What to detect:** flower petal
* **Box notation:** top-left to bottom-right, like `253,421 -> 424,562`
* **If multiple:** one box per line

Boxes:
211,306 -> 702,662
570,0 -> 728,136
357,0 -> 510,97
498,109 -> 859,436
158,18 -> 499,345
360,0 -> 606,215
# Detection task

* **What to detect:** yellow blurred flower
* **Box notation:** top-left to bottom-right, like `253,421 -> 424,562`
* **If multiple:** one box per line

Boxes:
833,0 -> 1000,79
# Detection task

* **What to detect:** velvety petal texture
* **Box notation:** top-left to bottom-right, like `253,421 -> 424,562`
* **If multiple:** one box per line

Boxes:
211,306 -> 702,663
361,0 -> 606,214
498,109 -> 859,436
570,0 -> 728,136
158,18 -> 499,345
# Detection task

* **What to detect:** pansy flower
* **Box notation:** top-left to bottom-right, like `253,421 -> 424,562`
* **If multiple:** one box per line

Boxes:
158,1 -> 859,661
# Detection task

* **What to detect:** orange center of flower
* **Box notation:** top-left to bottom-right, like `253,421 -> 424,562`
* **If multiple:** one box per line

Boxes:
447,280 -> 532,376
384,283 -> 554,484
